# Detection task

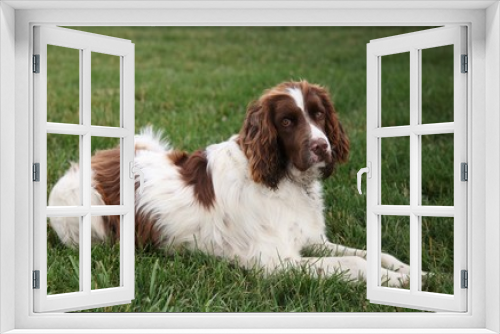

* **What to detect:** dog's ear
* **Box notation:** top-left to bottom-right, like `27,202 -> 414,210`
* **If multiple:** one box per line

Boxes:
317,88 -> 350,165
239,99 -> 286,190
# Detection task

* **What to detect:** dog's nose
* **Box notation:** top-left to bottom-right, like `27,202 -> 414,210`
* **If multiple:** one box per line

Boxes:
311,139 -> 328,155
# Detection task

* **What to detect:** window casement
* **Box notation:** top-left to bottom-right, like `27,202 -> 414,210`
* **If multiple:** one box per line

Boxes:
1,3 -> 496,334
32,26 -> 135,312
364,26 -> 468,312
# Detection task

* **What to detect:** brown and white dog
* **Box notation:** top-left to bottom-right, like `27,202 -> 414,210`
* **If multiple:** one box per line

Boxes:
49,81 -> 410,287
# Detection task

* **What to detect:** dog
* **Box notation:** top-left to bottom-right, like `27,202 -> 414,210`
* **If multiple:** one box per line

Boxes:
49,80 -> 410,287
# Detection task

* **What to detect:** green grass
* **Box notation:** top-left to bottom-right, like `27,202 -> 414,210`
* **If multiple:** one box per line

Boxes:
45,26 -> 455,312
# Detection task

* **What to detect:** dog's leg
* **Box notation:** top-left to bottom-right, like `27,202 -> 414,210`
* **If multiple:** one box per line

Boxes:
313,239 -> 411,275
298,256 -> 408,288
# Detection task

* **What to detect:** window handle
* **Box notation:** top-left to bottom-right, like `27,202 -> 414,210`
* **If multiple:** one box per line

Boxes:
357,162 -> 372,195
129,162 -> 144,195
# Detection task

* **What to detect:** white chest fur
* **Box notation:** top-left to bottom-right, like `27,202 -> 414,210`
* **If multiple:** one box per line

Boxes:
203,139 -> 327,266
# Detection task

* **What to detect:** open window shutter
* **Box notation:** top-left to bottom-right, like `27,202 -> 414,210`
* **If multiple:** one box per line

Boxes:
365,26 -> 467,312
33,26 -> 135,312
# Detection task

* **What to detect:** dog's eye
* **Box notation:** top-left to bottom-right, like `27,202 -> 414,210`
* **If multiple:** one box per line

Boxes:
281,118 -> 292,127
315,111 -> 325,120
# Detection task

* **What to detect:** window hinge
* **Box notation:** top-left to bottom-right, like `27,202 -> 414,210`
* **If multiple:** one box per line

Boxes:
461,54 -> 468,73
33,270 -> 40,289
33,163 -> 40,182
461,270 -> 468,289
461,162 -> 468,182
33,54 -> 40,73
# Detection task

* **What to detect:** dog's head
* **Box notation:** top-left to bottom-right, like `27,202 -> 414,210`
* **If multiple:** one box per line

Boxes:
239,80 -> 349,189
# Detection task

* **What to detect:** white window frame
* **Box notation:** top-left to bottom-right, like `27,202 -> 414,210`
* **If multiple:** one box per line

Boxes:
33,25 -> 136,313
0,1 -> 499,333
366,26 -> 468,312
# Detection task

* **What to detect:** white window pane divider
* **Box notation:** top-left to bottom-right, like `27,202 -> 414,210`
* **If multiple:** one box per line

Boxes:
81,46 -> 92,297
372,122 -> 454,137
409,47 -> 420,296
46,122 -> 130,138
121,43 -> 135,293
372,205 -> 455,217
366,26 -> 467,312
46,206 -> 130,217
33,25 -> 135,313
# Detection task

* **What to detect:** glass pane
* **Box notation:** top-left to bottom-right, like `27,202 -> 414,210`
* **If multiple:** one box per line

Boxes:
381,52 -> 410,127
47,45 -> 80,124
421,134 -> 454,206
91,137 -> 121,206
381,136 -> 410,205
421,217 -> 454,294
47,217 -> 81,294
91,215 -> 121,290
421,45 -> 454,124
380,215 -> 410,289
91,52 -> 121,127
47,133 -> 81,206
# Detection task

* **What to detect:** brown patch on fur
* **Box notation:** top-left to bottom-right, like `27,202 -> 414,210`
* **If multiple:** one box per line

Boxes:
239,99 -> 287,190
91,148 -> 122,241
167,150 -> 189,166
91,148 -> 122,207
168,149 -> 216,210
91,148 -> 163,247
134,199 -> 165,248
101,215 -> 121,241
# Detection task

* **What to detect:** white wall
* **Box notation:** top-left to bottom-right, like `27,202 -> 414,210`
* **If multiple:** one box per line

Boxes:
0,2 -> 16,333
486,2 -> 500,333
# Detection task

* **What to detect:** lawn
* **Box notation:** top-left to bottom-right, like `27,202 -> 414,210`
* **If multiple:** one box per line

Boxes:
45,26 -> 455,312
